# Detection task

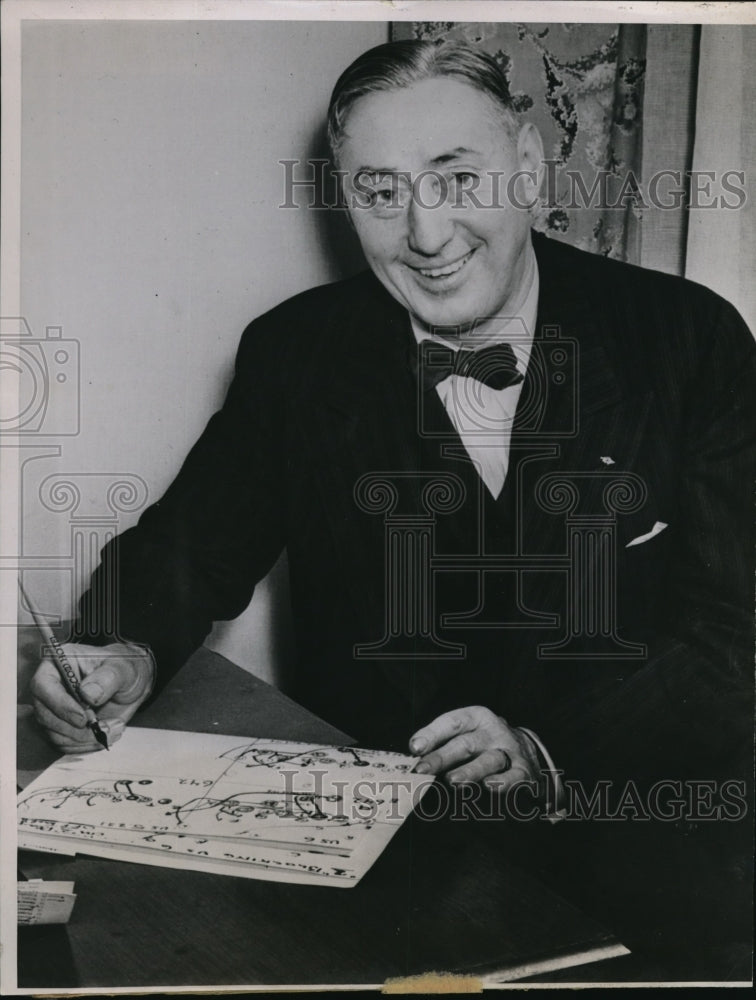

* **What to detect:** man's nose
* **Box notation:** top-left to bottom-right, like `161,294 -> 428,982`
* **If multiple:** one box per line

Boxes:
407,178 -> 454,256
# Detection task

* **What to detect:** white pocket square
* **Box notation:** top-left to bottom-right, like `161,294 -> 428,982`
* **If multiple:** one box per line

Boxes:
626,521 -> 668,548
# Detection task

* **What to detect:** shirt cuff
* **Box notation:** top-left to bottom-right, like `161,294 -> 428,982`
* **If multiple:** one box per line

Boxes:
518,726 -> 566,825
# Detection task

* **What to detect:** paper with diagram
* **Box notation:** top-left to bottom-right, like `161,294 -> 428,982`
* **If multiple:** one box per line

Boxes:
17,727 -> 433,887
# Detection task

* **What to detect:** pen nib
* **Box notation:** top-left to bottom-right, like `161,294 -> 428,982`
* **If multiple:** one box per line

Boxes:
90,721 -> 110,751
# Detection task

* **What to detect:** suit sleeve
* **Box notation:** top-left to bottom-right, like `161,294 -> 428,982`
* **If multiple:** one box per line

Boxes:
76,317 -> 288,688
538,297 -> 755,785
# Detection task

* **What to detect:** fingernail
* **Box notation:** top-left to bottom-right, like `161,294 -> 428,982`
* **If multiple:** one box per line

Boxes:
411,738 -> 426,753
448,774 -> 461,785
415,762 -> 430,774
80,681 -> 103,705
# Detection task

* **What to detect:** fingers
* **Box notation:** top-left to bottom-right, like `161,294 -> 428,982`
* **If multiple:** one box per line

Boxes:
30,658 -> 88,729
414,729 -> 498,777
29,642 -> 154,755
32,695 -> 94,744
410,707 -> 540,787
31,698 -> 126,753
410,706 -> 492,756
422,739 -> 521,786
483,762 -> 533,794
78,658 -> 132,708
76,643 -> 153,707
40,726 -> 126,755
449,747 -> 512,785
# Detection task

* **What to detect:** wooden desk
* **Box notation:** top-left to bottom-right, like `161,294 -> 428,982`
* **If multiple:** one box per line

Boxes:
18,647 -> 627,989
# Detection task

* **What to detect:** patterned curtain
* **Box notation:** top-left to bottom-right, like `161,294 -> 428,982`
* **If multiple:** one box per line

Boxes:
392,21 -> 647,263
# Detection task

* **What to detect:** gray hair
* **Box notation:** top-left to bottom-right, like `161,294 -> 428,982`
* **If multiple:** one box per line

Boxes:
327,39 -> 519,164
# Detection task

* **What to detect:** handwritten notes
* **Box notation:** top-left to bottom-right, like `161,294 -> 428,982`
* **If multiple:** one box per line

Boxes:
17,728 -> 433,887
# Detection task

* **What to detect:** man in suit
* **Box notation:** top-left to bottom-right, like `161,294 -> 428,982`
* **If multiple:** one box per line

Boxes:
31,40 -> 753,820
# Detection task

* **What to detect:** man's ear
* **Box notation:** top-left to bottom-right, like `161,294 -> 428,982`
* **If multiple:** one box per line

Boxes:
516,123 -> 545,203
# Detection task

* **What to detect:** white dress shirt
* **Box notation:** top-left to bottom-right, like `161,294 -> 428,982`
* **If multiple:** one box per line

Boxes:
410,244 -> 539,499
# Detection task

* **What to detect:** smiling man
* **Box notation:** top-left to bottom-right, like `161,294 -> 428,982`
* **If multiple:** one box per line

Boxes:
337,74 -> 541,333
31,40 -> 754,835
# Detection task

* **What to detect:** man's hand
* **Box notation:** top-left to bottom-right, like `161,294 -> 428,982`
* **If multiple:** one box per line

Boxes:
30,642 -> 155,753
410,706 -> 543,793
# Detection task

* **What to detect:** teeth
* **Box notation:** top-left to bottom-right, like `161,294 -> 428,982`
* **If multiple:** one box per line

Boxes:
417,253 -> 471,278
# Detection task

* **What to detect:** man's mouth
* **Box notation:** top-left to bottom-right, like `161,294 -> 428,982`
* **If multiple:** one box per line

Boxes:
411,249 -> 475,280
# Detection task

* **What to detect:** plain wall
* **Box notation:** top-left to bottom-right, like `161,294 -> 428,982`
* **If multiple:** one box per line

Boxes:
19,19 -> 387,683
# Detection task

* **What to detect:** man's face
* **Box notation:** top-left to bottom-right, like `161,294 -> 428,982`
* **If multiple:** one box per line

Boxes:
338,77 -> 542,333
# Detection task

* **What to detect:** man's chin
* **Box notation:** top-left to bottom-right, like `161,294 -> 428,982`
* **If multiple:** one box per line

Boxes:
405,295 -> 480,333
412,310 -> 479,335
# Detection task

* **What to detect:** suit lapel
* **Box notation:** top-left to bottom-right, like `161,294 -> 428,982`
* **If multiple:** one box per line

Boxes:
513,235 -> 656,615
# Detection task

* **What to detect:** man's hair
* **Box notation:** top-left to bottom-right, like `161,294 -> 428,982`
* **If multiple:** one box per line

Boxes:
327,39 -> 520,163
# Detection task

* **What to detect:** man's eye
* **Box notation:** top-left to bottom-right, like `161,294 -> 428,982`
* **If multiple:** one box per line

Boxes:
371,185 -> 408,211
452,172 -> 479,185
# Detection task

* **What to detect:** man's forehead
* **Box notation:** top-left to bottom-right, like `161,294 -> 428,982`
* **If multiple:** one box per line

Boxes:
353,146 -> 486,176
339,78 -> 515,169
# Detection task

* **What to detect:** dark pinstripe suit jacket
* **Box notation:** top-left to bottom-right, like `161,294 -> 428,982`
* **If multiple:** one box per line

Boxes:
79,233 -> 755,784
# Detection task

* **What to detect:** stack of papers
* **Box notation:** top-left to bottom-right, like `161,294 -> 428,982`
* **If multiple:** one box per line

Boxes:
17,880 -> 76,925
17,728 -> 433,887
